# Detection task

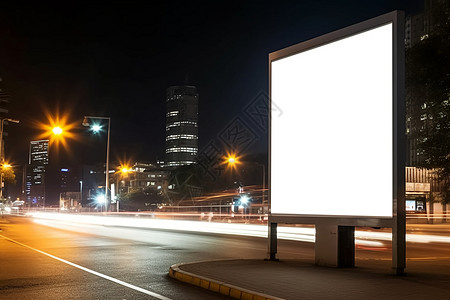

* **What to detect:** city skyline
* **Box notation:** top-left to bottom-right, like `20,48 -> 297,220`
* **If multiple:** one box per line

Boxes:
0,3 -> 449,298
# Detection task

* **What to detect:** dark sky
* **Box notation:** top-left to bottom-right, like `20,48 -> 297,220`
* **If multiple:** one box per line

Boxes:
0,1 -> 423,167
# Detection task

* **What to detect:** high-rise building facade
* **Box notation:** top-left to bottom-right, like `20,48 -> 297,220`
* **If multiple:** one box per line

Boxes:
405,0 -> 449,166
165,85 -> 198,167
27,140 -> 49,205
405,0 -> 445,49
0,78 -> 10,119
0,78 -> 11,162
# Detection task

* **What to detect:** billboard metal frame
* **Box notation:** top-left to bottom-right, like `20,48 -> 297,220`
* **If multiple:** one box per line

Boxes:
268,11 -> 405,274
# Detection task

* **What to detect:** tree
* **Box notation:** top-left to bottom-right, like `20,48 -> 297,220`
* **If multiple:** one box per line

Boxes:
167,164 -> 205,205
1,167 -> 16,184
119,188 -> 166,211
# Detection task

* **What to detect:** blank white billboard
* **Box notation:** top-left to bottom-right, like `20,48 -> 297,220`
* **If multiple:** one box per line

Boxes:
271,22 -> 393,217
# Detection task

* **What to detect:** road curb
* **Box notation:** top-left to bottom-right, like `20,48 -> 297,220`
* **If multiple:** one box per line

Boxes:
169,261 -> 285,300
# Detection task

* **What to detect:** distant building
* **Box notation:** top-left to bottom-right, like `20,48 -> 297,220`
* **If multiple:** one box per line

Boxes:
405,167 -> 447,221
165,85 -> 198,167
0,78 -> 9,114
27,140 -> 49,205
0,78 -> 11,162
405,0 -> 449,166
59,191 -> 81,211
58,167 -> 81,196
405,12 -> 425,49
114,162 -> 170,195
79,164 -> 103,207
405,0 -> 445,49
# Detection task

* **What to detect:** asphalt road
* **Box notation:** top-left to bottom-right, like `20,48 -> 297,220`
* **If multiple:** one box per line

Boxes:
1,215 -> 234,299
1,214 -> 449,299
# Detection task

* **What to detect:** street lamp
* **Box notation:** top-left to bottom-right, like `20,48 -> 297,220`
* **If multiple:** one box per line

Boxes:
52,126 -> 63,135
225,154 -> 239,169
0,118 -> 19,200
96,194 -> 106,212
82,116 -> 111,212
225,153 -> 267,209
79,180 -> 83,204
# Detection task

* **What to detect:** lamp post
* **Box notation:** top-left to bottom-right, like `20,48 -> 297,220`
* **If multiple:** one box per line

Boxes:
82,116 -> 111,212
79,180 -> 83,204
0,118 -> 19,199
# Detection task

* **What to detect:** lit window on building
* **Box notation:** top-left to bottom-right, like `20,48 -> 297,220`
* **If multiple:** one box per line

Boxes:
166,111 -> 179,117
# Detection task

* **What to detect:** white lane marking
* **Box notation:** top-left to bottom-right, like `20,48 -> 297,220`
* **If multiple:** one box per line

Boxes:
0,234 -> 171,300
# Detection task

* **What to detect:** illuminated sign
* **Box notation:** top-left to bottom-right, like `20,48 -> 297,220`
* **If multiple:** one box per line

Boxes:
406,200 -> 416,211
270,20 -> 396,218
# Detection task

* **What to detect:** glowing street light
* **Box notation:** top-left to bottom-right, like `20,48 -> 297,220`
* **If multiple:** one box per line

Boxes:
240,194 -> 250,205
35,111 -> 78,151
224,152 -> 241,170
96,194 -> 106,212
83,116 -> 111,212
52,126 -> 63,135
92,124 -> 102,133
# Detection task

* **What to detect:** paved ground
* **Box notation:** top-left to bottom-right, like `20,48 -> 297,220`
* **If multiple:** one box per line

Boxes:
170,258 -> 450,300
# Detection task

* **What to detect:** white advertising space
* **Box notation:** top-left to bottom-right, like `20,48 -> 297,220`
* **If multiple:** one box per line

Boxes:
271,23 -> 393,217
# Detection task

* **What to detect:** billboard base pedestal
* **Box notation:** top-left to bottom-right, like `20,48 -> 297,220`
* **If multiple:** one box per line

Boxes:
315,225 -> 355,267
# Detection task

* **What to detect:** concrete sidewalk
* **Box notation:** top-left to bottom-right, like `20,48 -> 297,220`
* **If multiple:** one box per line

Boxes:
169,258 -> 450,299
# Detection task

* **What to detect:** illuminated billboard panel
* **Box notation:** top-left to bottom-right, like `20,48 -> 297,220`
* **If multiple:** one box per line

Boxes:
270,22 -> 394,217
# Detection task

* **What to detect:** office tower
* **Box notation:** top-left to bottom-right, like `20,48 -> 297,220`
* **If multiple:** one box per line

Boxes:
27,140 -> 49,205
165,85 -> 198,167
405,0 -> 449,166
0,78 -> 10,119
0,78 -> 11,161
405,0 -> 448,49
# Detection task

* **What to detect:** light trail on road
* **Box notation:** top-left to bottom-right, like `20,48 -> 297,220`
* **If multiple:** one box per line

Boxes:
27,212 -> 450,247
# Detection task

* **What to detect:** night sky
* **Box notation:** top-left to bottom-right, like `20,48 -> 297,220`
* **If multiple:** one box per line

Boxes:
0,1 -> 423,168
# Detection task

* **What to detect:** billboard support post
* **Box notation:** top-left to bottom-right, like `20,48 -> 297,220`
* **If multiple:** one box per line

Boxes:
338,226 -> 355,268
268,222 -> 278,261
392,10 -> 406,275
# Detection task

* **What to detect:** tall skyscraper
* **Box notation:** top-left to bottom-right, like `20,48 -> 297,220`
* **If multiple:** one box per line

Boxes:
0,78 -> 11,162
405,0 -> 448,49
405,0 -> 449,166
165,85 -> 198,167
27,140 -> 49,205
0,78 -> 10,119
